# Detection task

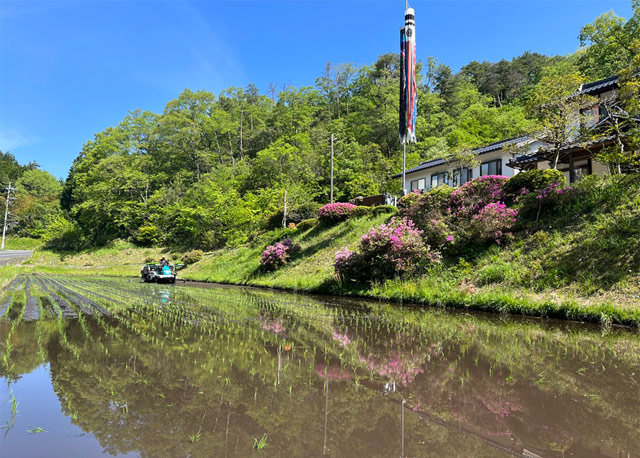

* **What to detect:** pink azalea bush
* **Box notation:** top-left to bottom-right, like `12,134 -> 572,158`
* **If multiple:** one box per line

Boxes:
318,202 -> 357,225
397,176 -> 518,250
334,247 -> 357,276
471,202 -> 518,244
260,242 -> 289,270
450,175 -> 509,218
517,181 -> 573,220
335,217 -> 440,281
423,218 -> 456,249
260,237 -> 300,271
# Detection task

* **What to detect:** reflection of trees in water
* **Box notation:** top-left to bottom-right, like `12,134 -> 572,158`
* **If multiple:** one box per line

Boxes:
1,275 -> 639,457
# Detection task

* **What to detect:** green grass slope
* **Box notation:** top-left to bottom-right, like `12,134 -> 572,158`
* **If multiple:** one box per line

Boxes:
183,175 -> 640,326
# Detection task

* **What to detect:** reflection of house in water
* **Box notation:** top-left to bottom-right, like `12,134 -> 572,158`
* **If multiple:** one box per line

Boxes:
394,75 -> 638,191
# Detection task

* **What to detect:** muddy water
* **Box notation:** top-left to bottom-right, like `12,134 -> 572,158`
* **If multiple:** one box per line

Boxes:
0,275 -> 638,458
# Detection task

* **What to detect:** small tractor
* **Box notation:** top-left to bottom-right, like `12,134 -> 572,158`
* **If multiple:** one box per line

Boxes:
141,264 -> 183,284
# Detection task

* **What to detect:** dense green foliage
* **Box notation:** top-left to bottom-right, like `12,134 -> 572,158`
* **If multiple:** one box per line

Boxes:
502,169 -> 566,198
0,152 -> 64,239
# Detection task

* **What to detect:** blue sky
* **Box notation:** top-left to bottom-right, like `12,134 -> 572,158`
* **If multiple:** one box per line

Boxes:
0,0 -> 634,179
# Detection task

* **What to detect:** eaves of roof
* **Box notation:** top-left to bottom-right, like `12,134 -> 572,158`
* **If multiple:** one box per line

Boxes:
579,75 -> 619,95
392,135 -> 531,178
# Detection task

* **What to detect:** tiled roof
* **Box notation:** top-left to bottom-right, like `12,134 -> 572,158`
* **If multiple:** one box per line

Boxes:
391,157 -> 447,178
508,134 -> 620,167
392,135 -> 530,178
579,75 -> 619,95
507,153 -> 545,167
474,135 -> 530,154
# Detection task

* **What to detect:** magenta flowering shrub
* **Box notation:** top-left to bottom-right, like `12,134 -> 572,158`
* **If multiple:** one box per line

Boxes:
471,202 -> 518,244
450,175 -> 509,218
399,185 -> 453,227
260,242 -> 289,270
423,218 -> 456,249
398,177 -> 515,249
334,217 -> 440,282
535,182 -> 570,200
334,247 -> 357,277
517,181 -> 573,220
318,202 -> 357,225
260,237 -> 302,271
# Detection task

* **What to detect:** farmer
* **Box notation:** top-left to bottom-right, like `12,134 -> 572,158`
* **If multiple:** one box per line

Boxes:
160,256 -> 170,267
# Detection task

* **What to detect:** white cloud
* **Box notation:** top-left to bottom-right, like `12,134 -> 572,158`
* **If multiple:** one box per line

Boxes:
0,128 -> 34,151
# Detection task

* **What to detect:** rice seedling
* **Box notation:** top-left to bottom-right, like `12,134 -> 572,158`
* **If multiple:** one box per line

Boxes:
28,427 -> 45,434
188,428 -> 201,443
253,433 -> 268,450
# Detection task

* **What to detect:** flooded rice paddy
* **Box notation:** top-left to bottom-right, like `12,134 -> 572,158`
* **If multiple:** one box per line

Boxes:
0,274 -> 638,457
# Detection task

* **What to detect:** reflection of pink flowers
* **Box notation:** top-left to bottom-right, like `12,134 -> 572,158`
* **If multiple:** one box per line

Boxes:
475,396 -> 522,418
261,316 -> 285,334
332,330 -> 352,347
360,350 -> 425,387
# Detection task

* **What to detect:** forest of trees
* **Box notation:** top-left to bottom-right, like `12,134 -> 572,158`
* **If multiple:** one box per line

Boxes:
1,2 -> 638,250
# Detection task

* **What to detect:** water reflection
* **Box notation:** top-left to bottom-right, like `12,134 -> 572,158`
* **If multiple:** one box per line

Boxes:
0,275 -> 638,457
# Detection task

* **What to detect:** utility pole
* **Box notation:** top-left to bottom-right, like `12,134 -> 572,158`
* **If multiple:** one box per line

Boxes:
1,182 -> 15,250
330,134 -> 334,204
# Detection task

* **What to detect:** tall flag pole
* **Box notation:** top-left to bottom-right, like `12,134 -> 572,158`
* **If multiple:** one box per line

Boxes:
399,2 -> 417,195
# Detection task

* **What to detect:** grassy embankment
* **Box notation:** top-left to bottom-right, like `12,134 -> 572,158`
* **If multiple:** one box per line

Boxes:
1,174 -> 639,326
180,174 -> 640,327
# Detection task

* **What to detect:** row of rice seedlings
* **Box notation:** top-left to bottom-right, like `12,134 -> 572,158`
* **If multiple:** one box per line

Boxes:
0,276 -> 26,319
44,279 -> 431,439
56,277 -> 126,309
31,278 -> 87,360
43,278 -> 101,317
21,276 -> 40,321
31,276 -> 77,320
0,276 -> 29,377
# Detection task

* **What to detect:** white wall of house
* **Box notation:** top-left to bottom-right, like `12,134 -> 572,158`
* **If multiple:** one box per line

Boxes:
404,149 -> 519,192
592,160 -> 610,176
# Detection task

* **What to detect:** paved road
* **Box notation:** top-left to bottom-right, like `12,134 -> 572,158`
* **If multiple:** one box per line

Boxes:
0,250 -> 33,266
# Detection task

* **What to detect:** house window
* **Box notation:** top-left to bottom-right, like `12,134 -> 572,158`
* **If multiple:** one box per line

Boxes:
452,167 -> 473,187
480,159 -> 502,176
571,159 -> 591,183
558,158 -> 592,183
431,172 -> 449,189
409,178 -> 426,191
599,104 -> 608,122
